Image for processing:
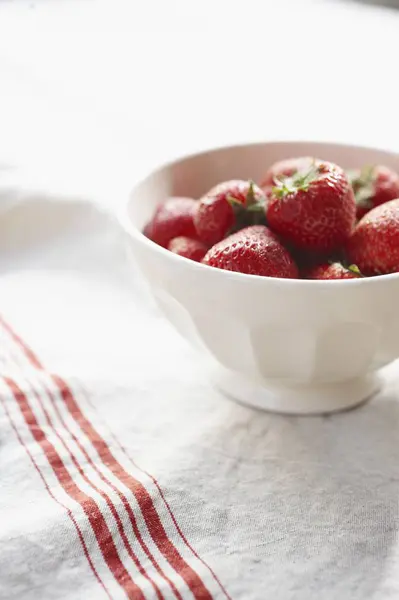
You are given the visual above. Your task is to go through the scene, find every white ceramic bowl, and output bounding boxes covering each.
[121,141,399,415]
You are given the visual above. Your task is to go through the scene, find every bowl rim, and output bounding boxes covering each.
[120,139,399,288]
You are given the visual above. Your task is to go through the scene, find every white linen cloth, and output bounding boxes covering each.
[1,168,399,600]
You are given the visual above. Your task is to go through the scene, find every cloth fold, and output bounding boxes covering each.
[1,167,399,600]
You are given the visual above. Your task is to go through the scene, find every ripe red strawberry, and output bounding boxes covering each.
[143,221,154,239]
[168,236,208,262]
[347,165,399,219]
[202,225,298,278]
[194,180,266,246]
[144,197,197,248]
[307,262,362,280]
[346,198,399,275]
[261,156,314,188]
[266,160,356,253]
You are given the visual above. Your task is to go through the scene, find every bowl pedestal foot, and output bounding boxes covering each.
[212,368,381,415]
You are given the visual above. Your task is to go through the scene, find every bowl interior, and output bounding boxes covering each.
[127,141,399,230]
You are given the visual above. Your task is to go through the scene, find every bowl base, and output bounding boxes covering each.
[213,368,381,415]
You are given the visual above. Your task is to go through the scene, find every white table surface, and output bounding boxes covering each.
[0,0,398,204]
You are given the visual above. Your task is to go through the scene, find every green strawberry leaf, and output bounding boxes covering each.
[226,195,243,207]
[272,163,321,199]
[246,203,266,212]
[347,264,364,277]
[245,180,256,206]
[348,165,376,208]
[226,183,267,229]
[355,186,374,209]
[328,260,364,277]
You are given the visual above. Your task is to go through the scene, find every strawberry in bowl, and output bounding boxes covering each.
[347,198,399,276]
[143,196,197,248]
[348,165,399,219]
[266,159,356,254]
[194,180,266,246]
[306,262,362,280]
[202,225,298,278]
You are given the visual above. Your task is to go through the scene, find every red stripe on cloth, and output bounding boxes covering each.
[81,387,232,600]
[4,377,146,600]
[1,318,216,600]
[118,447,233,600]
[56,399,182,599]
[3,322,183,600]
[55,376,214,600]
[0,393,112,600]
[27,379,167,600]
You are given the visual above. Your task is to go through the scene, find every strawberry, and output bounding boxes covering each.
[347,165,399,219]
[202,225,298,278]
[143,221,154,239]
[346,198,399,275]
[307,262,362,280]
[168,236,208,262]
[266,160,356,253]
[261,156,314,188]
[194,180,266,246]
[144,197,197,248]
